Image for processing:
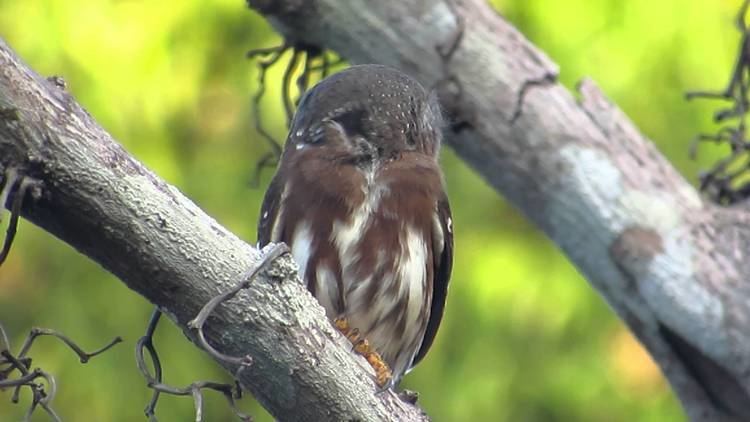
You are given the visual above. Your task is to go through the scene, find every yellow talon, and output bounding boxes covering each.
[333,317,393,388]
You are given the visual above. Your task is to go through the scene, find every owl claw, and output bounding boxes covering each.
[333,317,351,337]
[375,376,395,394]
[348,328,361,349]
[333,317,393,389]
[398,389,419,404]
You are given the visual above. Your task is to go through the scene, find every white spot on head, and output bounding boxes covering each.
[262,211,269,220]
[295,143,306,150]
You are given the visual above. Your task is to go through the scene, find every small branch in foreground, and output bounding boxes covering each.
[18,328,121,364]
[149,379,250,422]
[187,243,289,371]
[0,323,121,421]
[135,309,251,422]
[134,244,288,422]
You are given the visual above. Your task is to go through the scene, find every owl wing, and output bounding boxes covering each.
[257,173,285,247]
[412,195,453,366]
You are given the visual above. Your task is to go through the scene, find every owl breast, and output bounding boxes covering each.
[281,163,438,381]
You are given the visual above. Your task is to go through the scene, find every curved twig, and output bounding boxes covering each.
[187,243,288,370]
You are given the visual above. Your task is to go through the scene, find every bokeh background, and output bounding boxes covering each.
[0,0,742,420]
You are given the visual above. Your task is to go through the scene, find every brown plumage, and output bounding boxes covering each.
[257,64,453,385]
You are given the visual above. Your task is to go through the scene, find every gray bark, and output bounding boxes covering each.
[246,0,750,420]
[0,39,427,422]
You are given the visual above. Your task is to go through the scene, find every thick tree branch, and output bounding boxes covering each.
[246,0,750,420]
[0,38,427,421]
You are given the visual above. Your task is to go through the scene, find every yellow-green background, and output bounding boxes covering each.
[0,0,741,420]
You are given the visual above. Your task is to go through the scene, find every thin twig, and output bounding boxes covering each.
[145,379,251,422]
[135,308,163,420]
[686,0,750,204]
[295,53,313,107]
[0,182,24,265]
[247,43,289,188]
[17,327,122,363]
[247,43,338,188]
[0,170,25,266]
[307,52,344,77]
[187,244,288,370]
[0,168,19,224]
[135,307,253,421]
[282,49,302,126]
[0,322,119,421]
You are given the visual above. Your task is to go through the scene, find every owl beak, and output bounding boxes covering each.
[351,135,378,161]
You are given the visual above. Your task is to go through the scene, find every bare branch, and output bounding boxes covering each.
[187,243,288,369]
[0,37,428,421]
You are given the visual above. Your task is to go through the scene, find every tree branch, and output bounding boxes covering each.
[245,0,750,420]
[0,38,427,421]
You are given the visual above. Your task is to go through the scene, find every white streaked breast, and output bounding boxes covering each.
[315,264,341,319]
[331,175,388,279]
[290,221,313,280]
[399,226,429,341]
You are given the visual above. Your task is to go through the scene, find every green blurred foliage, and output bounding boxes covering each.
[0,0,742,420]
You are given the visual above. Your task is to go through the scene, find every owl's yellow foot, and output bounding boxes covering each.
[333,317,393,388]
